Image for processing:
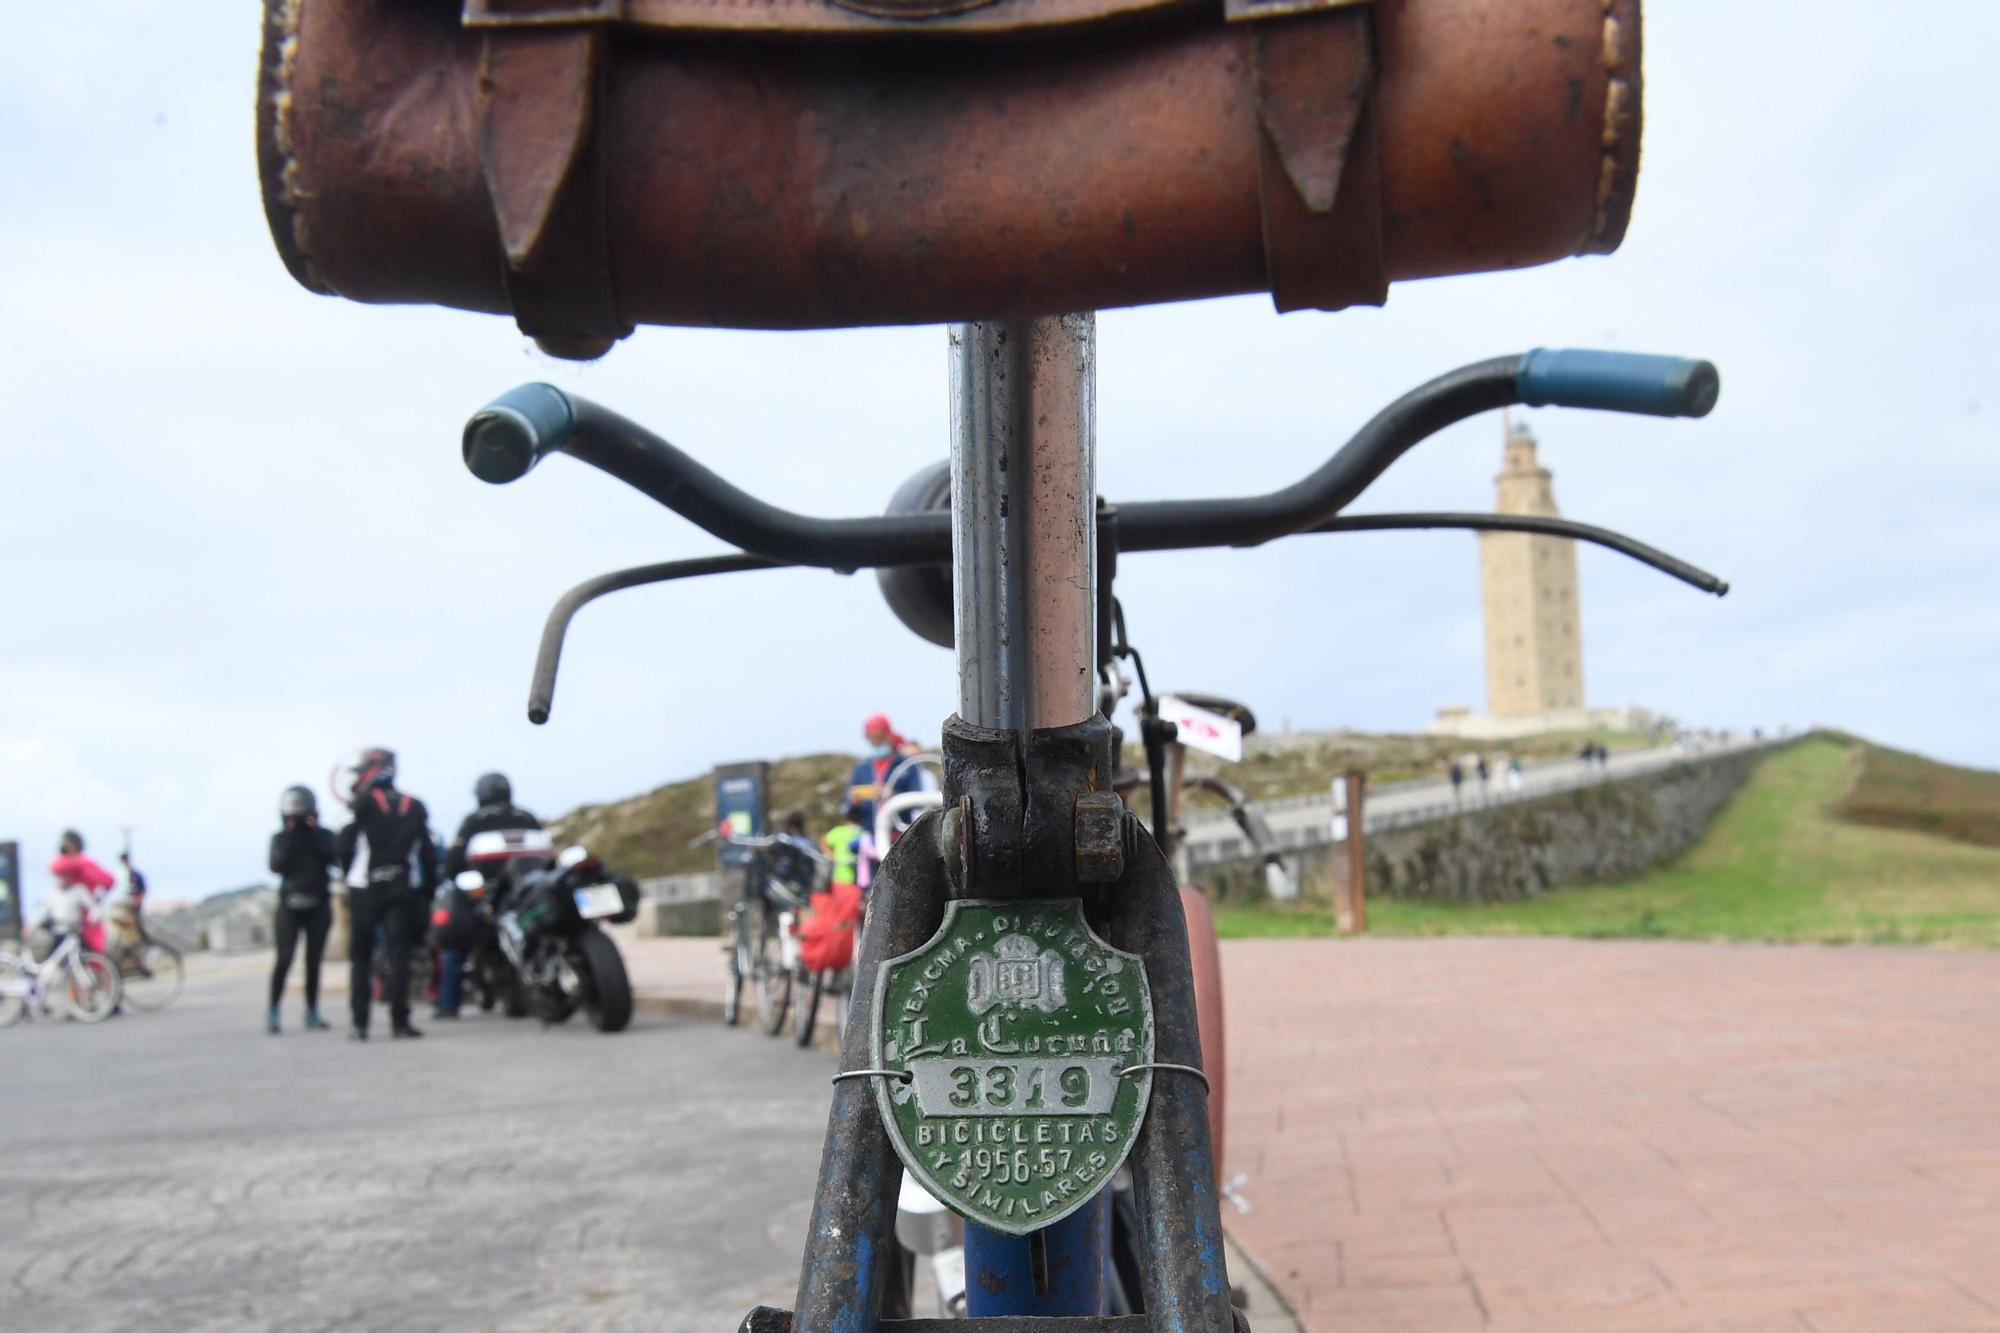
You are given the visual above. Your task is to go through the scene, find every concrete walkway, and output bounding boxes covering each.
[1222,938,2000,1332]
[297,932,2000,1329]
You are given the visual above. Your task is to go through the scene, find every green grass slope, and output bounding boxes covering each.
[547,725,1659,878]
[1217,735,2000,948]
[548,753,857,879]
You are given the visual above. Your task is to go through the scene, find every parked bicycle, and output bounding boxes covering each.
[710,830,830,1039]
[462,336,1726,1325]
[102,906,187,1013]
[0,928,122,1027]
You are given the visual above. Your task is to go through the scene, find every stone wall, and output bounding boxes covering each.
[1365,748,1762,903]
[1248,747,1767,906]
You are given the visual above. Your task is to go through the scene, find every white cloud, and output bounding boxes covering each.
[3,1,1996,898]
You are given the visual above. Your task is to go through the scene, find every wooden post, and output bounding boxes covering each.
[1338,769,1367,934]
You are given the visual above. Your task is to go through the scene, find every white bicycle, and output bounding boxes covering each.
[0,930,123,1027]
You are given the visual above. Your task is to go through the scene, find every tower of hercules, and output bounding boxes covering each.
[1479,420,1584,717]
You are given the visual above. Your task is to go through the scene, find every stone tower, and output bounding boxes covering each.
[1479,420,1584,717]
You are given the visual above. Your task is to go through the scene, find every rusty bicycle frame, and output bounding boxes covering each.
[459,332,1725,1329]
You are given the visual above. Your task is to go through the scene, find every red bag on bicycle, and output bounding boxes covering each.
[797,884,863,974]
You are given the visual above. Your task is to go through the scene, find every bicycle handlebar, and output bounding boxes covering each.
[470,348,1728,723]
[1309,513,1728,596]
[689,828,833,865]
[522,509,1726,723]
[1517,349,1719,418]
[466,384,941,572]
[1114,351,1715,552]
[529,554,783,724]
[463,349,1719,568]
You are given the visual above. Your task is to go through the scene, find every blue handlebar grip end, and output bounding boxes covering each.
[1518,350,1721,419]
[462,383,575,484]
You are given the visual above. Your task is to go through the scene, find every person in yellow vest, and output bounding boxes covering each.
[820,804,865,892]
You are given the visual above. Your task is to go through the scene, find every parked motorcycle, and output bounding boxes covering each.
[445,828,556,1017]
[482,845,639,1033]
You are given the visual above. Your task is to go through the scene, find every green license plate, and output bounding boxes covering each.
[872,899,1153,1236]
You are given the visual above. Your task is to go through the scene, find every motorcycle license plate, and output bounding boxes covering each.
[573,883,623,920]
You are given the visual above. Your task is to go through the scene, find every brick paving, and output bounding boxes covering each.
[618,930,727,1006]
[1221,938,2000,1332]
[618,933,2000,1328]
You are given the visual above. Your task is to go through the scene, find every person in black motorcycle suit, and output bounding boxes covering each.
[435,772,543,1019]
[443,772,544,882]
[336,747,438,1041]
[267,784,338,1036]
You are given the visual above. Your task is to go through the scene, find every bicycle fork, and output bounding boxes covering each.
[743,317,1235,1333]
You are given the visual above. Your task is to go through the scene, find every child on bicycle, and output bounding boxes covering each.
[30,880,98,961]
[47,831,114,956]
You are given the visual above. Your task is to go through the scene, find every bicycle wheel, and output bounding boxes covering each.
[0,956,30,1028]
[722,906,748,1027]
[754,914,790,1036]
[61,953,122,1023]
[119,939,185,1012]
[793,968,822,1047]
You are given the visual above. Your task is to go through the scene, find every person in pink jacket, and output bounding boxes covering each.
[49,830,115,954]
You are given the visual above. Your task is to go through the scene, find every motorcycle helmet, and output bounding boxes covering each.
[474,772,512,807]
[280,785,318,818]
[340,747,397,799]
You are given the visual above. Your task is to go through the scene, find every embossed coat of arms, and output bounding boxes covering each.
[871,899,1154,1235]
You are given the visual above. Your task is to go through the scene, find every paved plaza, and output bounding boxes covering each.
[1225,939,2000,1332]
[1,968,832,1332]
[6,935,1995,1330]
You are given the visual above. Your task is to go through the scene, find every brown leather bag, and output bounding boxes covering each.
[257,0,1641,354]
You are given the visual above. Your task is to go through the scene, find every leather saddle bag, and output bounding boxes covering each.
[257,0,1643,353]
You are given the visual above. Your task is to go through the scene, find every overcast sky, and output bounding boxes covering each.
[3,3,1995,905]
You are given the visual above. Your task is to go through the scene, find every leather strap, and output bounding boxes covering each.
[478,26,631,358]
[467,0,1189,38]
[1252,7,1386,313]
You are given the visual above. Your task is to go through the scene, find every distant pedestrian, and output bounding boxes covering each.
[821,804,865,894]
[1506,756,1524,793]
[1475,755,1490,799]
[1448,760,1465,803]
[49,831,114,956]
[269,785,338,1034]
[118,851,147,919]
[37,830,110,959]
[1596,743,1610,770]
[337,748,438,1041]
[845,714,929,834]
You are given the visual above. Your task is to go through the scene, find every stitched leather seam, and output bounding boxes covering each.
[1591,0,1630,249]
[270,0,325,290]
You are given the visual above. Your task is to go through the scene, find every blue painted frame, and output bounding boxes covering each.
[964,1191,1111,1316]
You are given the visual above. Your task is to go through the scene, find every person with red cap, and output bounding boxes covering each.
[844,714,928,837]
